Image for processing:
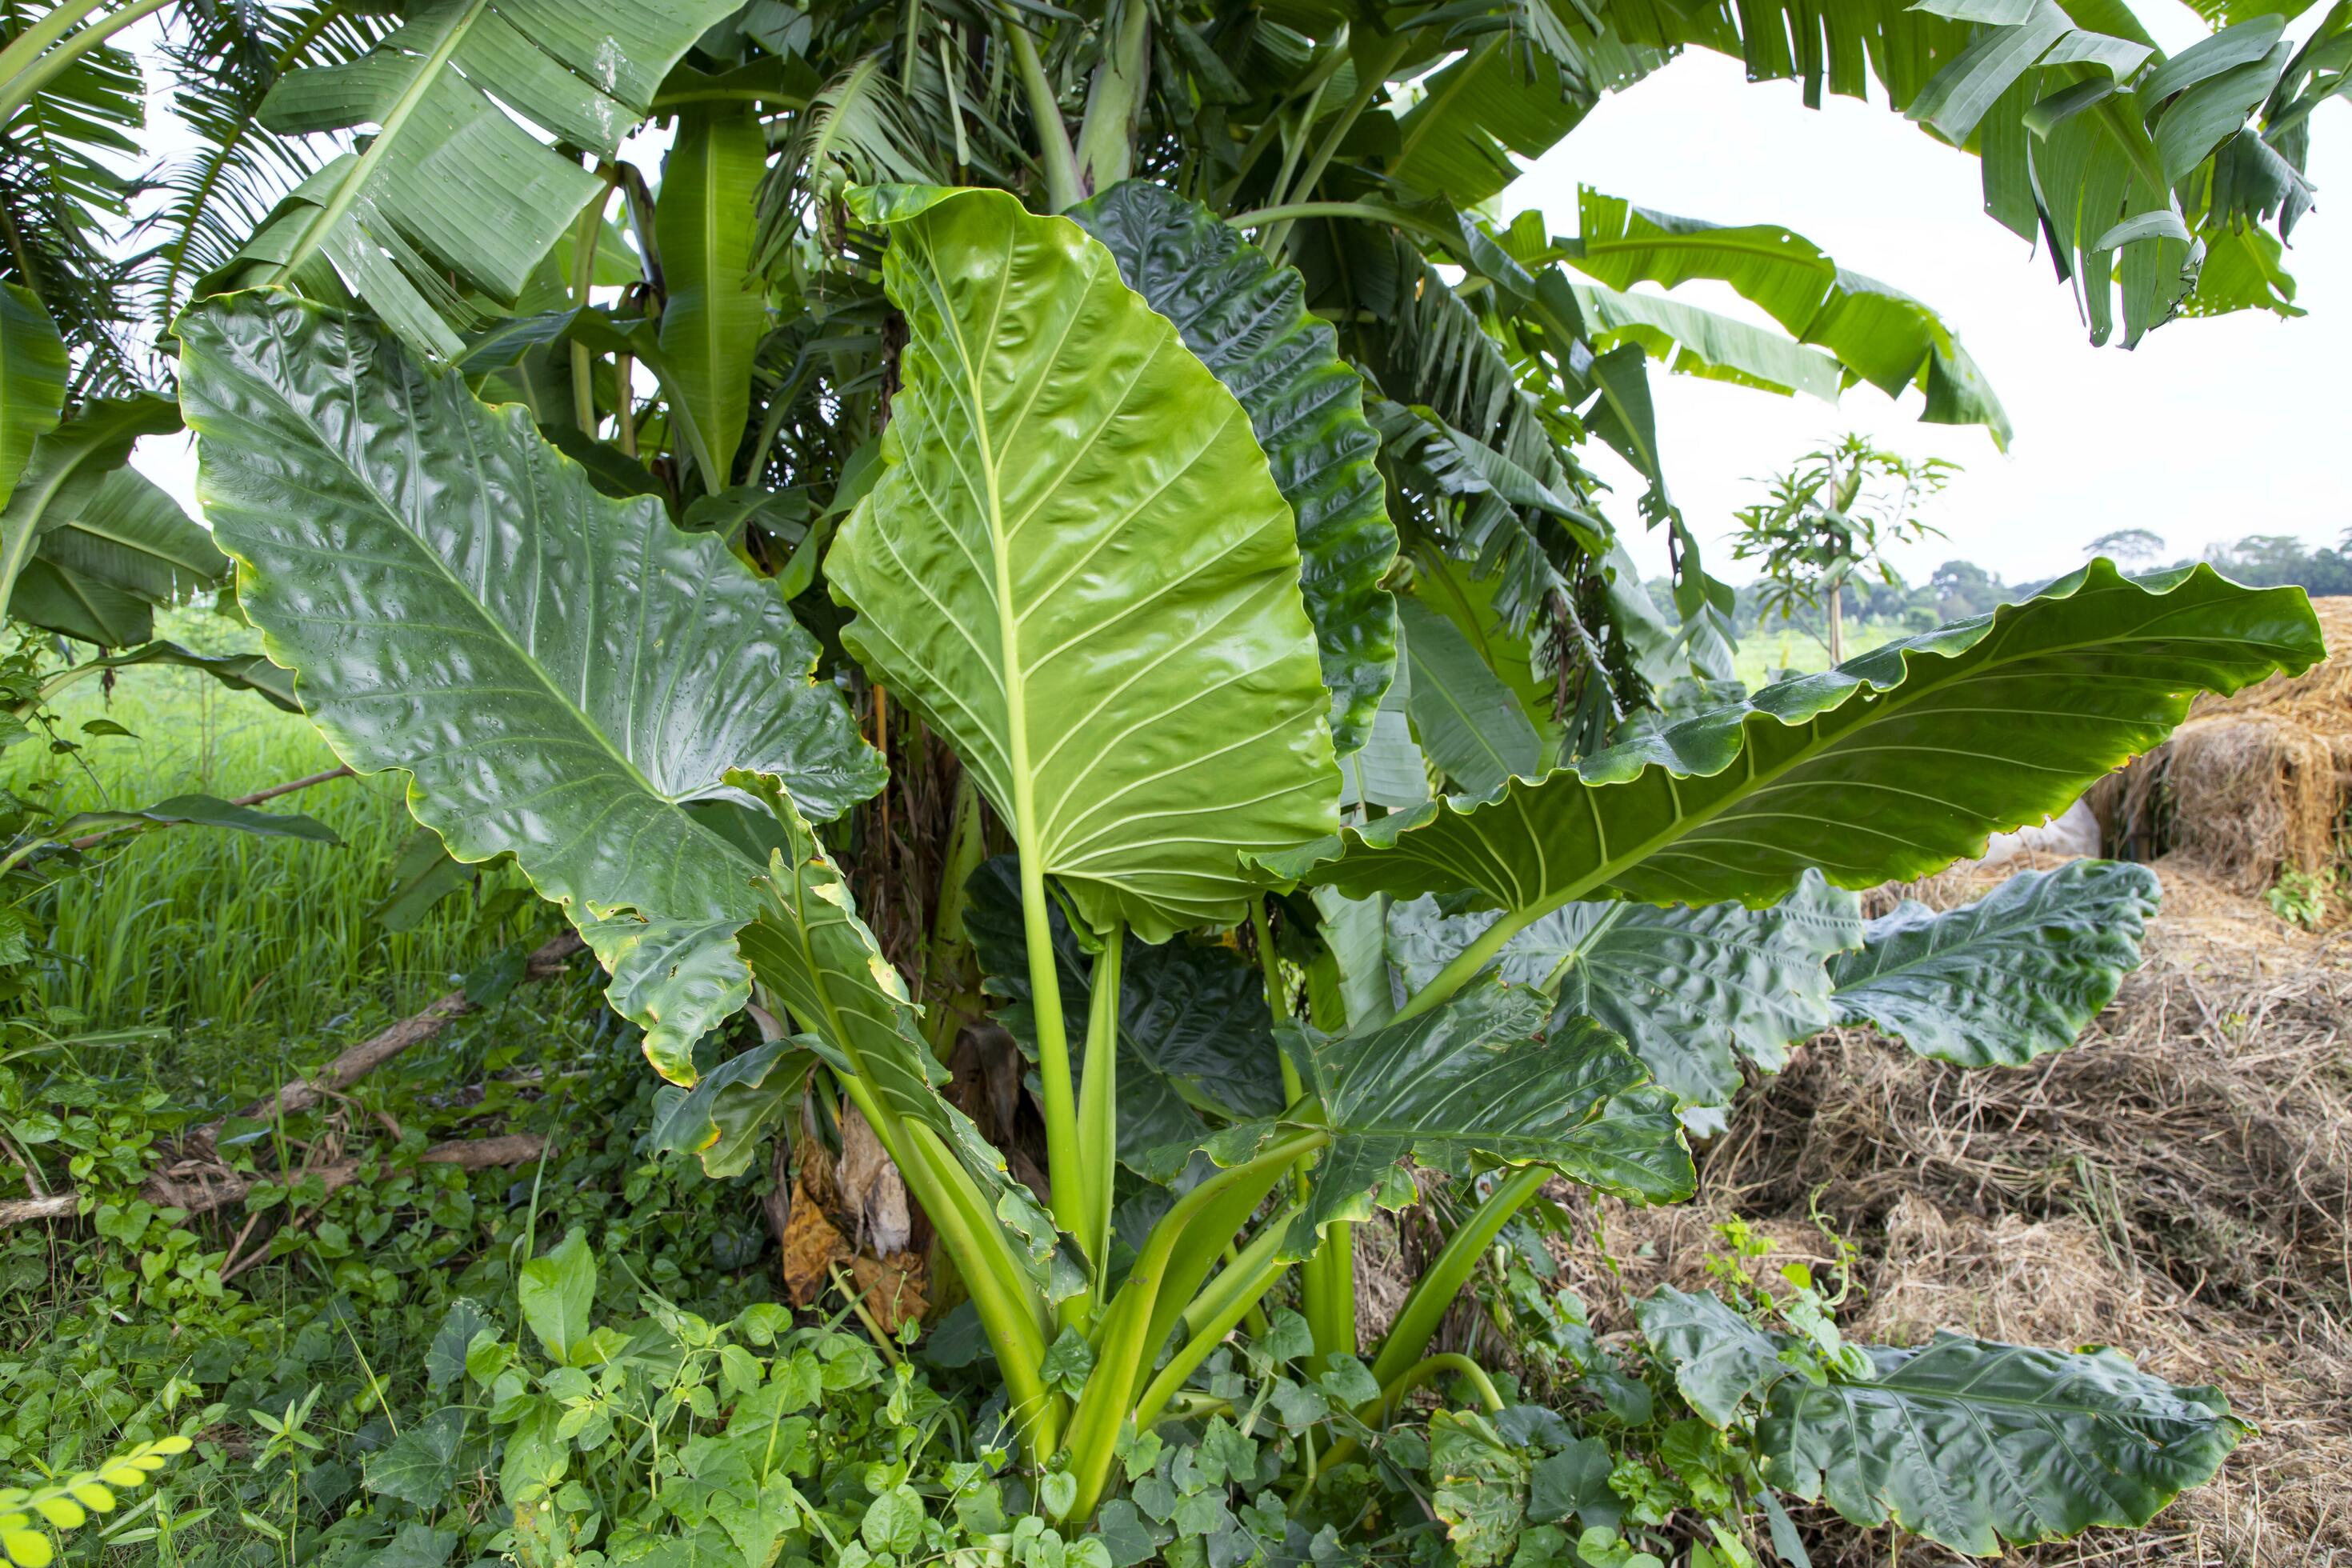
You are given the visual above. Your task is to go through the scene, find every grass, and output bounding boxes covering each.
[1729,615,1909,688]
[8,613,533,1050]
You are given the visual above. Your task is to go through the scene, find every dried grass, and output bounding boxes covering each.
[2100,596,2352,896]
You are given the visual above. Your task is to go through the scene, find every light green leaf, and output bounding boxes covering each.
[180,294,882,1078]
[518,1227,595,1364]
[1260,564,2322,930]
[657,103,770,494]
[1398,597,1540,800]
[827,186,1340,941]
[1761,1334,2245,1554]
[1149,980,1692,1254]
[1070,181,1398,757]
[1389,871,1862,1110]
[1830,858,2158,1066]
[1566,278,1842,402]
[0,284,66,514]
[228,0,738,354]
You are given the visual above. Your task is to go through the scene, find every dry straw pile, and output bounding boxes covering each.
[2100,595,2352,895]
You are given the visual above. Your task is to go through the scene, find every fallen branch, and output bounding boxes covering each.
[0,1134,547,1227]
[190,930,585,1150]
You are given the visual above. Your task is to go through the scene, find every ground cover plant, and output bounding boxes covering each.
[2,0,2349,1563]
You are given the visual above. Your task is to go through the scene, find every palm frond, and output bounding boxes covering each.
[134,1,391,332]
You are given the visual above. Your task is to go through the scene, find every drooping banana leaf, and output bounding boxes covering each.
[1143,979,1693,1256]
[54,641,302,713]
[826,185,1341,942]
[726,772,1068,1286]
[1760,1334,2244,1554]
[219,0,737,356]
[10,464,230,646]
[1389,872,1863,1113]
[656,102,771,495]
[1,395,181,636]
[1568,189,2010,443]
[1831,858,2160,1066]
[1069,181,1398,758]
[0,284,66,514]
[962,855,1286,1166]
[1260,564,2322,934]
[179,294,882,1078]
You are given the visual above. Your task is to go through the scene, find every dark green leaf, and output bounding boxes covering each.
[1150,979,1691,1253]
[426,1298,491,1392]
[1070,182,1398,757]
[1830,858,2158,1066]
[362,1407,468,1508]
[646,1037,814,1178]
[1635,1286,1791,1427]
[1761,1334,2246,1554]
[1390,873,1861,1111]
[1261,565,2322,925]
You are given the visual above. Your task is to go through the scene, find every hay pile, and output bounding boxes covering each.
[2100,595,2352,895]
[1353,858,2352,1565]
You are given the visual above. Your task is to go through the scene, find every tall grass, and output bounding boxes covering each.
[8,615,534,1050]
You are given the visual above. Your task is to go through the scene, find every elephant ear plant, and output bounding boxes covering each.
[179,185,2325,1552]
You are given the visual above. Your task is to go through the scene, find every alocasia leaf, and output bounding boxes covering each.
[1260,563,2321,930]
[826,185,1340,942]
[648,1037,815,1178]
[1147,979,1691,1255]
[1389,872,1862,1113]
[1759,1334,2244,1554]
[179,293,882,1082]
[1070,181,1398,757]
[962,854,1286,1166]
[1634,1286,1792,1427]
[1830,858,2160,1067]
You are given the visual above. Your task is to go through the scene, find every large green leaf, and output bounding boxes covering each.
[0,284,66,514]
[1261,564,2322,930]
[1634,1286,1792,1427]
[962,855,1286,1166]
[179,293,882,1072]
[656,103,770,495]
[1389,871,1862,1113]
[222,0,735,355]
[827,186,1340,942]
[728,773,1066,1282]
[1568,189,2010,444]
[1831,858,2158,1066]
[1146,979,1692,1255]
[1,395,181,638]
[1761,1334,2244,1554]
[62,641,302,714]
[1069,181,1398,758]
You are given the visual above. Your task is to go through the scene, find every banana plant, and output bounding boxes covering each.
[179,172,2323,1554]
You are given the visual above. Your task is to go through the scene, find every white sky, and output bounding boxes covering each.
[1521,33,2352,586]
[127,21,2350,589]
